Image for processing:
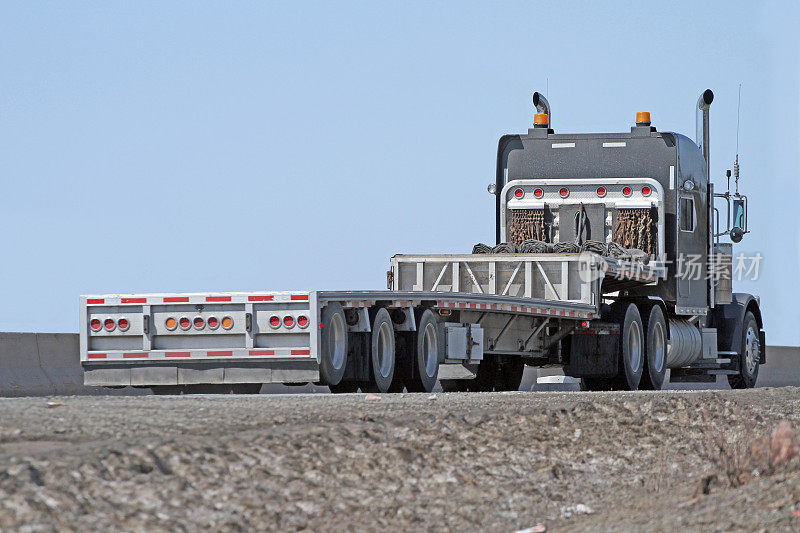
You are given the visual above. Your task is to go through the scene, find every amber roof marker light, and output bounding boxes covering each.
[636,112,651,127]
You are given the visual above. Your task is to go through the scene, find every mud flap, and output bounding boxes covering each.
[565,324,620,378]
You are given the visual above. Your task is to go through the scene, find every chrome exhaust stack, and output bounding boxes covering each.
[696,89,714,179]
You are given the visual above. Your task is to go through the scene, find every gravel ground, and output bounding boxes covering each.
[2,389,800,532]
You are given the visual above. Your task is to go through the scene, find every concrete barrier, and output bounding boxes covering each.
[0,332,146,397]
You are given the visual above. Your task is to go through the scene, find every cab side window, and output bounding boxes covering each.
[680,197,695,232]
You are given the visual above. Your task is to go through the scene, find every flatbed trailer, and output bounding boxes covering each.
[80,252,667,393]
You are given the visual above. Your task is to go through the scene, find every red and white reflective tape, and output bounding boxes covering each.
[343,301,374,308]
[434,300,593,319]
[85,293,311,306]
[85,348,314,360]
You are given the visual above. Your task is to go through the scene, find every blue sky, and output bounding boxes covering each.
[1,1,798,344]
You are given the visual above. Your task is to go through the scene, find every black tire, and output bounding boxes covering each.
[405,309,440,392]
[151,385,183,395]
[640,305,667,390]
[614,303,644,391]
[329,381,359,393]
[728,311,760,389]
[319,302,349,386]
[495,358,524,391]
[231,384,262,394]
[368,308,396,393]
[440,379,469,392]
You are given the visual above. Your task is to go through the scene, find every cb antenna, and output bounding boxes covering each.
[734,83,741,195]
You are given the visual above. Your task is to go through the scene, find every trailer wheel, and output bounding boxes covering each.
[728,311,760,389]
[405,309,440,392]
[368,308,396,393]
[614,303,644,391]
[319,302,349,386]
[640,305,667,390]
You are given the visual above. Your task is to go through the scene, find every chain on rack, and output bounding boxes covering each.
[613,208,654,255]
[508,209,547,244]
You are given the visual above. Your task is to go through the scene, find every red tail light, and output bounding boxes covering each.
[193,317,205,330]
[513,188,524,199]
[103,318,116,331]
[269,315,280,328]
[207,316,219,329]
[297,315,309,328]
[596,186,606,197]
[90,318,102,332]
[533,188,544,198]
[559,187,569,198]
[179,317,191,330]
[641,186,651,196]
[283,316,295,328]
[622,186,632,197]
[117,318,130,331]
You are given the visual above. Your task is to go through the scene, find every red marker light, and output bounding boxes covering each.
[104,318,115,331]
[193,317,205,330]
[90,318,102,331]
[269,315,280,328]
[297,315,309,328]
[642,186,651,196]
[514,188,524,199]
[207,316,219,329]
[117,318,129,331]
[559,187,569,198]
[622,186,632,197]
[533,188,544,198]
[283,316,295,328]
[596,186,606,197]
[179,317,191,330]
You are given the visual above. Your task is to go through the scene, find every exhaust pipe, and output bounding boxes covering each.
[696,89,714,179]
[533,92,551,124]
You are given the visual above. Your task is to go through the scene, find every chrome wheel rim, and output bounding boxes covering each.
[423,323,438,378]
[330,313,346,370]
[629,320,642,373]
[652,321,666,372]
[376,321,394,378]
[745,325,760,374]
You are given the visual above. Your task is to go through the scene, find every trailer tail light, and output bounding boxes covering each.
[514,188,524,199]
[559,187,569,198]
[179,317,191,330]
[533,188,544,199]
[297,315,309,328]
[596,186,606,197]
[641,186,651,196]
[104,318,116,331]
[165,317,177,331]
[117,318,130,331]
[283,316,295,328]
[221,316,234,330]
[622,186,632,197]
[90,318,102,332]
[269,315,280,328]
[207,316,219,330]
[193,316,205,330]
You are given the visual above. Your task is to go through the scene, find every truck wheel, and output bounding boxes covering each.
[496,358,524,391]
[640,305,667,390]
[319,302,349,386]
[368,308,396,393]
[406,309,440,392]
[615,303,644,391]
[728,311,760,389]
